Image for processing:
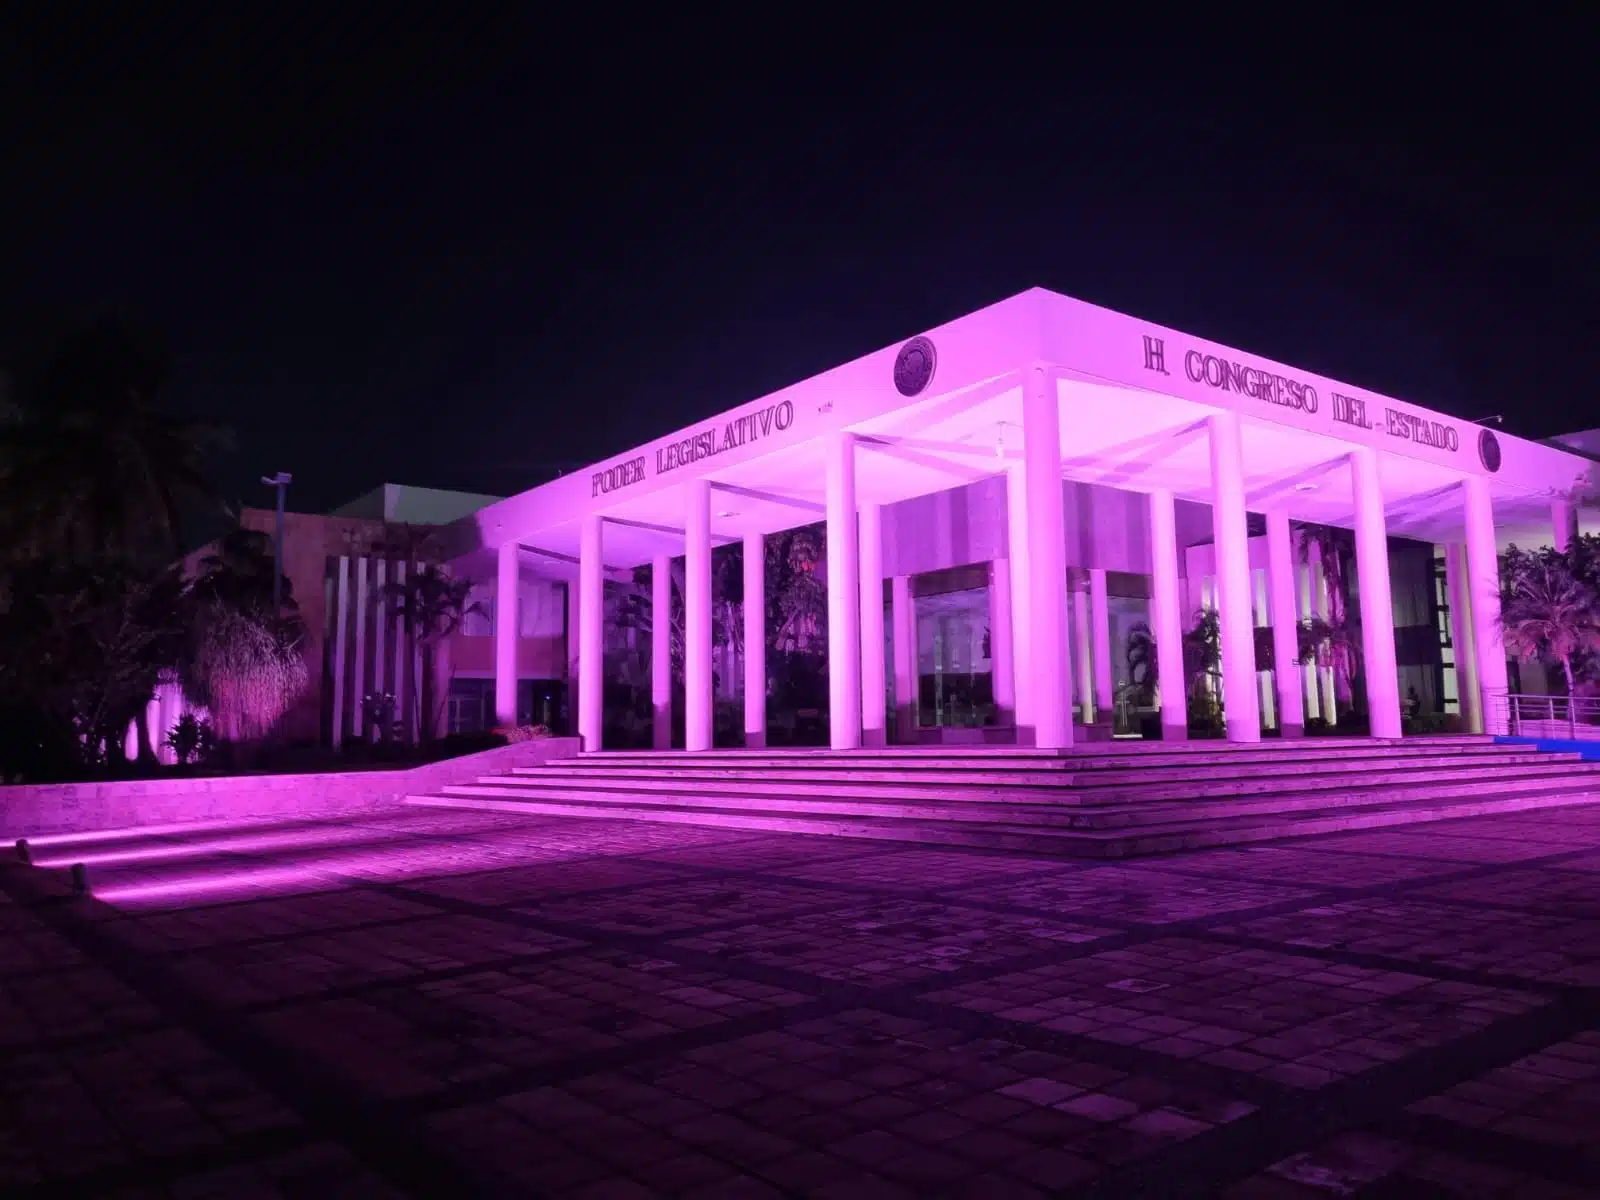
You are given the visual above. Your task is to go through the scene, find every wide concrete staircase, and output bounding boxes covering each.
[404,737,1600,857]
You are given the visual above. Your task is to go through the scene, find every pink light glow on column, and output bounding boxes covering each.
[891,575,916,742]
[1350,447,1402,737]
[1005,466,1035,741]
[1089,569,1114,719]
[1294,531,1320,722]
[685,480,714,751]
[1445,542,1482,733]
[653,553,673,750]
[1464,476,1510,729]
[1553,496,1578,554]
[1265,510,1305,736]
[331,554,349,748]
[391,560,408,731]
[825,432,862,750]
[1307,534,1338,725]
[1147,488,1187,742]
[1073,587,1094,723]
[742,533,766,747]
[578,515,605,751]
[352,557,369,739]
[563,570,579,734]
[494,541,519,728]
[989,558,1015,726]
[1022,367,1072,749]
[373,558,388,710]
[1208,410,1262,742]
[858,503,887,747]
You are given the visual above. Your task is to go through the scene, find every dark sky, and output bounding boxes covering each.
[2,15,1593,519]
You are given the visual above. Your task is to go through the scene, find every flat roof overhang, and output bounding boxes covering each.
[456,289,1596,578]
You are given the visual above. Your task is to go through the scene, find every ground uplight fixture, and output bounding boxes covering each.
[15,838,31,865]
[69,864,89,895]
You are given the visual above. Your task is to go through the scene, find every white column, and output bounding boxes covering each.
[352,558,369,739]
[578,515,605,752]
[742,533,766,747]
[1089,568,1114,719]
[1553,496,1578,554]
[1463,476,1510,731]
[1350,447,1402,738]
[1445,542,1482,733]
[684,481,714,751]
[494,541,519,729]
[652,553,673,749]
[1005,466,1035,740]
[1254,569,1275,730]
[1307,538,1338,724]
[331,554,350,748]
[1147,489,1187,742]
[1265,511,1305,736]
[1072,586,1094,723]
[564,575,579,736]
[372,559,388,704]
[859,503,887,747]
[1208,410,1261,742]
[144,694,161,761]
[891,576,916,741]
[391,561,408,737]
[990,559,1015,726]
[1294,535,1319,721]
[1022,365,1073,749]
[156,685,176,764]
[824,432,862,749]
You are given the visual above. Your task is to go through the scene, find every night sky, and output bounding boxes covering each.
[2,15,1592,524]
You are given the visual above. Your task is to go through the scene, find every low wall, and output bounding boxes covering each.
[0,738,581,839]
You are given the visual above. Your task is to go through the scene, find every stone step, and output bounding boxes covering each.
[441,764,1600,828]
[495,758,1596,808]
[579,734,1491,763]
[571,741,1507,773]
[405,782,1600,858]
[1057,787,1600,857]
[520,750,1573,791]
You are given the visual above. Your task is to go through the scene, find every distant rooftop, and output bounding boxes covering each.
[328,483,502,526]
[1550,428,1600,462]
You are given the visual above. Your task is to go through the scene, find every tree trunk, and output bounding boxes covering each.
[419,644,434,744]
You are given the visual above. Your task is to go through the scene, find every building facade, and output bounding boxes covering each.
[442,288,1597,752]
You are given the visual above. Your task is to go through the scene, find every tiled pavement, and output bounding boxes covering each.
[2,805,1599,1196]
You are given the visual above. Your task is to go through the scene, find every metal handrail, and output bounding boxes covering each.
[1487,691,1600,741]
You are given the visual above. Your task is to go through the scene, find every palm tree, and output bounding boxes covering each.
[772,527,827,653]
[0,316,228,565]
[1500,555,1599,694]
[1296,523,1360,706]
[192,528,297,618]
[181,530,308,747]
[387,564,483,742]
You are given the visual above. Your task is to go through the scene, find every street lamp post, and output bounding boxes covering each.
[261,472,292,617]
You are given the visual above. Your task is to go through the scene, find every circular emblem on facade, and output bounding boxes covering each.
[1478,428,1502,473]
[893,336,937,397]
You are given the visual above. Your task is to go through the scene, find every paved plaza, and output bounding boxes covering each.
[3,804,1599,1197]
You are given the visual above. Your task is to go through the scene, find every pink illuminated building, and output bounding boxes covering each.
[211,290,1591,757]
[425,288,1597,753]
